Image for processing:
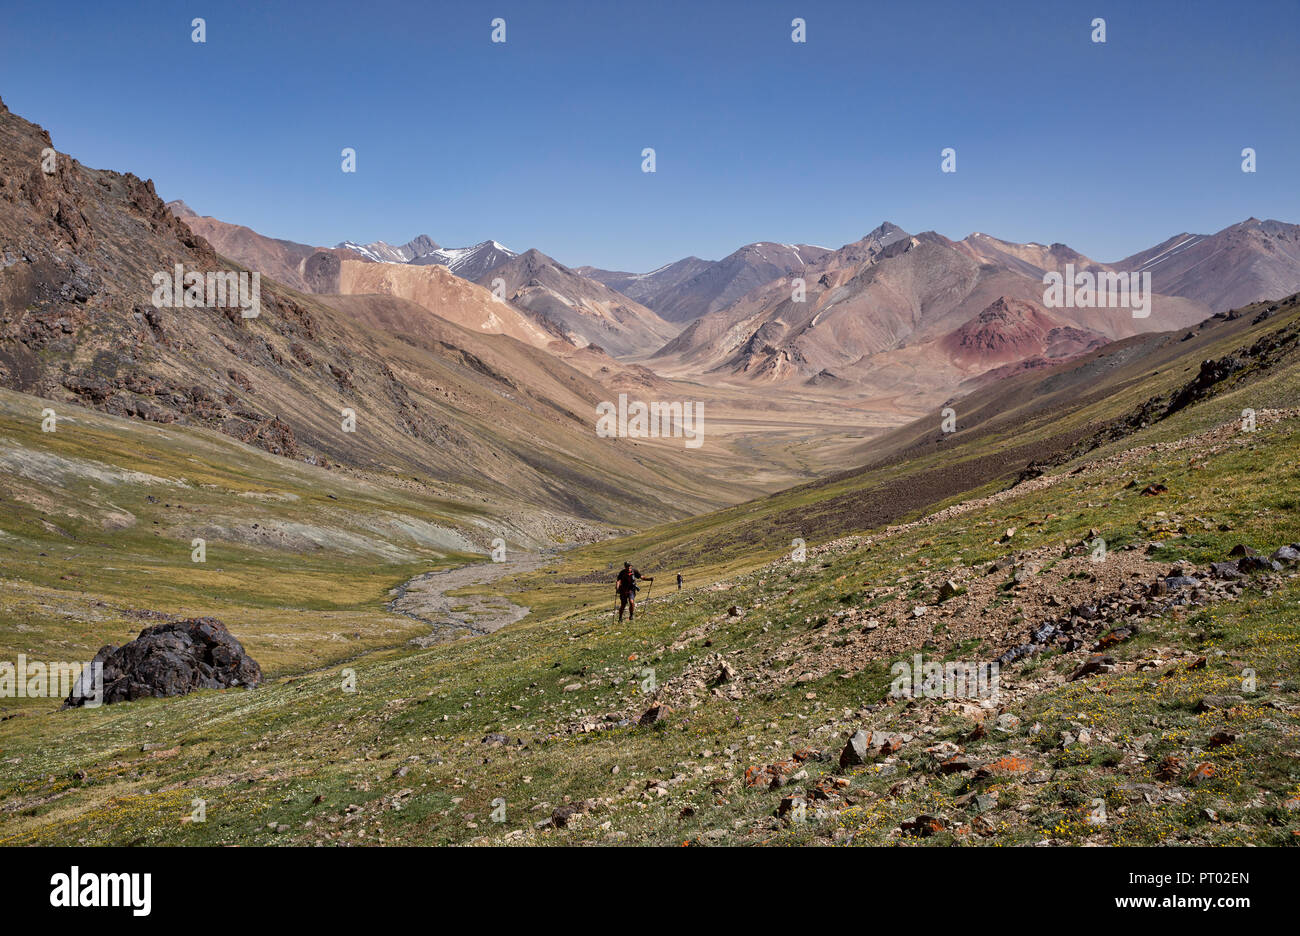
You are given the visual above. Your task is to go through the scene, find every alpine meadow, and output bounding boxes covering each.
[1,0,1298,916]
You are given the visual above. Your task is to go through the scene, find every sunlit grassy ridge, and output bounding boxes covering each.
[2,388,1297,845]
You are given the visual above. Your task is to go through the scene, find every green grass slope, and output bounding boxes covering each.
[2,313,1299,845]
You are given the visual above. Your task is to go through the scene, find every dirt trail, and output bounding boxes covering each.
[390,553,555,647]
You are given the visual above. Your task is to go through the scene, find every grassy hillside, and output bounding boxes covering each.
[2,300,1299,845]
[0,386,489,680]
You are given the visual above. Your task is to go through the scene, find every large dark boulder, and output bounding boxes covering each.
[63,617,261,708]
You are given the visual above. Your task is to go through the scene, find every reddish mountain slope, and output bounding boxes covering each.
[939,297,1108,368]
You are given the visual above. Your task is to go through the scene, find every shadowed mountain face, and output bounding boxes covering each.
[408,240,518,282]
[576,256,714,311]
[0,97,758,527]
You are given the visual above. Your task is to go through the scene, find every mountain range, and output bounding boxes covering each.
[408,240,519,281]
[7,82,1297,480]
[579,241,837,324]
[177,197,1300,400]
[335,234,442,265]
[0,97,767,534]
[162,182,1300,401]
[7,91,1300,851]
[646,220,1300,399]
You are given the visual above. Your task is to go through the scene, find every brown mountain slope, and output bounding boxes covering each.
[653,226,1210,407]
[165,209,362,294]
[0,97,760,528]
[582,241,836,324]
[939,297,1108,368]
[1117,218,1300,313]
[952,232,1102,279]
[158,208,575,350]
[165,207,677,361]
[576,256,714,314]
[334,258,562,349]
[476,248,680,357]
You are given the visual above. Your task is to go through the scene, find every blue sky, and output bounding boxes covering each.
[2,0,1297,271]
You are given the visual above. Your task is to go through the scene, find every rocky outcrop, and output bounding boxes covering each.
[63,617,262,708]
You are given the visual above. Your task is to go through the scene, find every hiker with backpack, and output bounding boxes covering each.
[615,561,653,622]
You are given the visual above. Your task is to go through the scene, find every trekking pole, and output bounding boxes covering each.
[642,580,654,620]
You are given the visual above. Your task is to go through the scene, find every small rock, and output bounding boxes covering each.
[994,713,1021,733]
[902,814,945,837]
[1238,555,1282,573]
[939,755,973,774]
[639,703,671,725]
[840,730,872,769]
[1207,730,1236,748]
[1271,545,1300,565]
[1013,564,1038,585]
[552,803,584,828]
[1068,654,1114,681]
[1156,755,1182,782]
[1195,694,1244,713]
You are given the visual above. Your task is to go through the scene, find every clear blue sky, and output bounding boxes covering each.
[2,0,1297,271]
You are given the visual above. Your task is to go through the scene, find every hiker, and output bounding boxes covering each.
[676,573,683,591]
[615,561,653,622]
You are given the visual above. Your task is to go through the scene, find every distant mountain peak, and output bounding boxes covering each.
[409,239,520,281]
[336,235,442,264]
[868,220,907,237]
[405,234,441,254]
